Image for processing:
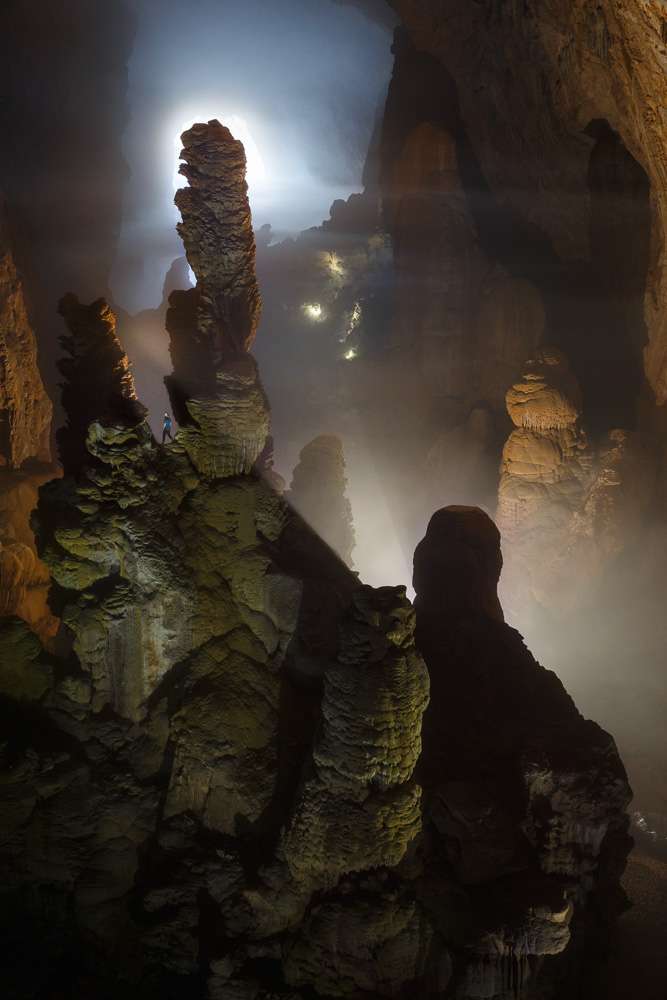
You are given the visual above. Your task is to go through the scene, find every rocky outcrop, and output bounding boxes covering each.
[530,427,655,612]
[285,433,355,567]
[56,293,147,475]
[497,347,654,616]
[0,193,51,468]
[0,193,58,647]
[497,348,591,548]
[0,465,61,650]
[413,505,632,997]
[282,585,428,890]
[384,1,665,480]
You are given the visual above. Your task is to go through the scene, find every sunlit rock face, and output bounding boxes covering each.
[0,193,60,648]
[497,348,655,617]
[285,433,356,567]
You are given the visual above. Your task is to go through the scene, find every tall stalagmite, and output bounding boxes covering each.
[166,119,269,476]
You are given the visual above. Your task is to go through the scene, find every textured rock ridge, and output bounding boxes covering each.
[286,433,356,567]
[496,347,591,559]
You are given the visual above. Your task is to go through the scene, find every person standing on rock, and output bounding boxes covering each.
[162,412,174,444]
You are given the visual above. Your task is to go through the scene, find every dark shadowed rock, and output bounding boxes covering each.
[413,504,632,995]
[56,294,147,474]
[413,504,504,622]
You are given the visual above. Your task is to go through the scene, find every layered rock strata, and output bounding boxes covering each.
[285,433,356,567]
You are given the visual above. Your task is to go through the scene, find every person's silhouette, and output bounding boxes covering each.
[162,412,174,444]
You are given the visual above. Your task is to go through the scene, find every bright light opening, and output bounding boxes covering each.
[344,348,357,360]
[173,114,266,192]
[303,303,323,320]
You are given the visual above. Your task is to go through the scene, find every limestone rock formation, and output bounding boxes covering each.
[0,193,59,648]
[496,349,593,611]
[175,352,271,478]
[390,122,486,398]
[175,119,261,358]
[413,505,632,997]
[282,585,428,889]
[56,293,147,474]
[413,504,504,622]
[532,427,655,610]
[285,433,355,567]
[383,0,666,483]
[166,120,269,477]
[0,464,61,650]
[0,193,51,467]
[497,347,655,616]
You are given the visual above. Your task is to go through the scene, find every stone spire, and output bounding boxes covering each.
[165,120,269,477]
[169,118,262,381]
[56,294,147,473]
